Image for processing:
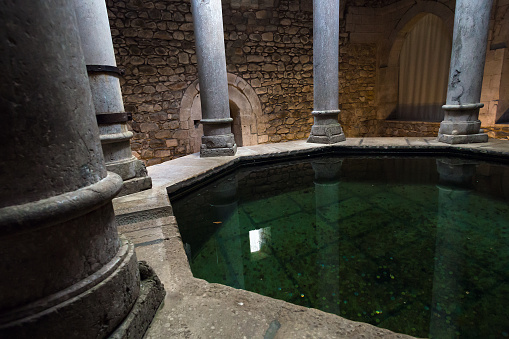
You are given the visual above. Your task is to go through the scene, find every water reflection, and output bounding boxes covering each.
[173,156,509,338]
[312,159,342,315]
[209,175,244,289]
[431,160,477,338]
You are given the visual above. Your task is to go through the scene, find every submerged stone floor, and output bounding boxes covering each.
[113,137,509,338]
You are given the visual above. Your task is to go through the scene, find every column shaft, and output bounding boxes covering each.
[191,0,236,157]
[438,0,493,144]
[74,0,152,195]
[308,0,345,144]
[0,1,140,337]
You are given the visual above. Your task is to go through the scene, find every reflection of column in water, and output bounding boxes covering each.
[312,158,343,314]
[210,174,245,289]
[430,159,476,338]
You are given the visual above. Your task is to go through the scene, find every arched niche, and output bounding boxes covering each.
[180,73,263,153]
[377,1,454,121]
[396,13,452,121]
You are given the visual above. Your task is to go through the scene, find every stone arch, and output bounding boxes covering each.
[377,1,454,120]
[180,73,262,153]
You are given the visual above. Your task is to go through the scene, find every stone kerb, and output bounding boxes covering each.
[180,73,263,153]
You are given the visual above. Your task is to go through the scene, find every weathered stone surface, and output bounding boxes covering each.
[108,261,165,339]
[0,2,143,337]
[438,0,493,144]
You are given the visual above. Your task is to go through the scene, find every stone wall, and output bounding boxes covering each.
[483,125,509,140]
[108,0,508,166]
[222,0,314,144]
[339,43,378,136]
[108,0,381,165]
[108,0,314,165]
[380,121,440,137]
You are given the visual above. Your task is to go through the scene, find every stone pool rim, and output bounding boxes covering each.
[166,139,509,200]
[112,137,509,339]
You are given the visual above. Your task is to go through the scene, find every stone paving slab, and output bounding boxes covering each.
[112,137,509,339]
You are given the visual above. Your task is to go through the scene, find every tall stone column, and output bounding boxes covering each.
[308,0,346,144]
[191,0,237,157]
[0,1,140,337]
[74,0,152,195]
[438,0,493,144]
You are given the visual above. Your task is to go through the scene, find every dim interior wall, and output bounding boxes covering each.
[108,0,389,165]
[108,0,507,166]
[480,0,509,127]
[374,1,455,122]
[373,0,508,139]
[108,0,317,165]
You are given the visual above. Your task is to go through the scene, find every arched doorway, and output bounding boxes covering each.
[230,100,243,147]
[377,2,454,122]
[396,14,452,121]
[180,73,263,153]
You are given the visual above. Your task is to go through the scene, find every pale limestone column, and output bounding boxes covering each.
[74,0,152,195]
[191,0,237,157]
[0,1,140,336]
[308,0,346,144]
[438,0,493,144]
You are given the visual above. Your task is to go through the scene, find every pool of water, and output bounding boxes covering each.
[171,156,509,338]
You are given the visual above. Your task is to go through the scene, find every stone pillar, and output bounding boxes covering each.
[308,0,346,144]
[438,0,493,144]
[0,1,140,337]
[430,160,476,338]
[191,0,237,157]
[74,0,152,195]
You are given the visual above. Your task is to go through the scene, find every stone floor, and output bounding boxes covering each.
[112,137,509,339]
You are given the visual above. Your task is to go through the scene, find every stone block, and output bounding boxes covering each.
[166,139,179,147]
[140,123,159,132]
[438,132,489,144]
[154,130,173,139]
[154,149,173,158]
[200,144,237,157]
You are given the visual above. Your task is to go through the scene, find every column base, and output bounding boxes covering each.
[107,156,152,195]
[307,110,346,144]
[0,237,141,338]
[200,144,237,157]
[118,176,153,197]
[200,133,237,157]
[437,132,488,144]
[437,116,488,144]
[109,261,166,339]
[307,124,346,144]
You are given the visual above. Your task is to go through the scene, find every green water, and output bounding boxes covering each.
[172,157,509,338]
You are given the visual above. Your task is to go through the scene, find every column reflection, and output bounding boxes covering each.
[312,158,343,314]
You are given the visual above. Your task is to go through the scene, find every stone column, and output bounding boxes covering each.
[191,0,237,157]
[438,0,493,144]
[0,2,140,337]
[308,0,346,144]
[74,0,152,195]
